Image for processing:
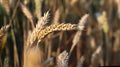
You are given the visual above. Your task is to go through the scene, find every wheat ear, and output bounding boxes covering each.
[24,12,49,67]
[70,14,89,54]
[0,24,10,52]
[37,23,77,41]
[57,50,69,67]
[26,11,49,47]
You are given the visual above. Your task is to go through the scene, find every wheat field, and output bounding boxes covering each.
[0,0,120,67]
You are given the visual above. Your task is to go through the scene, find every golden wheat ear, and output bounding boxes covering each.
[36,14,89,46]
[37,14,89,43]
[37,23,77,41]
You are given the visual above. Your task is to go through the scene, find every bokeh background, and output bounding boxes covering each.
[0,0,120,67]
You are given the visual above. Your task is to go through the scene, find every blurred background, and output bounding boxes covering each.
[0,0,120,67]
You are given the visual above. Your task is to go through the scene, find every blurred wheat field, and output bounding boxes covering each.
[0,0,120,67]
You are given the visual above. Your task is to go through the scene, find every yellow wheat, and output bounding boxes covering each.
[37,24,77,40]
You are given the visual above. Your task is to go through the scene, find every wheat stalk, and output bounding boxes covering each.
[19,2,35,29]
